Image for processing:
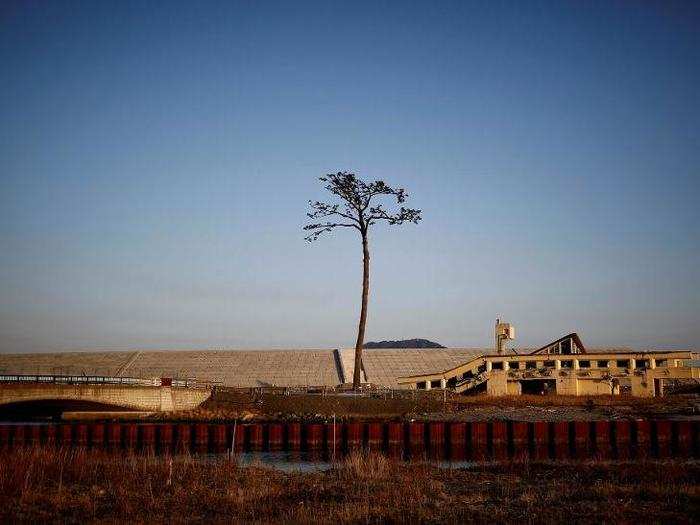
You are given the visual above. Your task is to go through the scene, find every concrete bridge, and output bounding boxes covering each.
[0,382,210,412]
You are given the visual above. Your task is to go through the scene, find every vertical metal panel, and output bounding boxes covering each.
[512,422,529,460]
[448,422,467,461]
[615,421,631,460]
[553,422,569,460]
[594,421,612,459]
[470,422,488,461]
[533,421,549,460]
[492,421,508,460]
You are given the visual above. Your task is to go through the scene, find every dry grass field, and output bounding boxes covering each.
[152,389,700,422]
[0,448,697,523]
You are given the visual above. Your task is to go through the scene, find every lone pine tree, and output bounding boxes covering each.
[304,172,422,390]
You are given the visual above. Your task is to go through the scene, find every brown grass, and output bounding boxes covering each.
[156,390,700,422]
[1,447,698,523]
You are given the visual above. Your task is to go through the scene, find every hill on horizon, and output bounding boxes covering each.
[363,338,445,349]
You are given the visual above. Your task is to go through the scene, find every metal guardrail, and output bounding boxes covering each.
[0,375,201,388]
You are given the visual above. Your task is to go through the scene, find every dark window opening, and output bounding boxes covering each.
[560,360,573,369]
[616,360,630,369]
[491,361,503,370]
[635,359,648,369]
[525,361,537,370]
[560,339,572,354]
[543,360,555,368]
[417,381,426,390]
[597,360,609,368]
[509,362,520,370]
[655,359,667,367]
[520,379,556,395]
[430,380,442,389]
[578,360,590,369]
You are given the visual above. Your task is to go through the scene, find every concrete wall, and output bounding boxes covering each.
[0,384,210,412]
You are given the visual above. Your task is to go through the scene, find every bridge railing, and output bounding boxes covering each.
[0,375,203,388]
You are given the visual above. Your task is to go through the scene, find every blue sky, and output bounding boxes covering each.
[1,1,698,352]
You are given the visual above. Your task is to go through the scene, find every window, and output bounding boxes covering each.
[560,339,572,354]
[635,359,648,369]
[597,360,609,368]
[544,360,555,368]
[578,360,590,369]
[417,381,426,390]
[655,359,667,368]
[509,361,520,370]
[525,361,537,370]
[560,360,573,369]
[430,380,442,389]
[616,360,630,369]
[491,361,503,370]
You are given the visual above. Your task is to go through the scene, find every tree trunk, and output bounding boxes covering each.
[353,233,370,390]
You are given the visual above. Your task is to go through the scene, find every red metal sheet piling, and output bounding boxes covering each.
[654,420,672,458]
[124,424,138,449]
[615,421,631,460]
[159,424,173,451]
[470,422,488,461]
[13,425,26,447]
[533,422,549,460]
[45,424,56,446]
[448,422,467,461]
[346,422,362,450]
[492,422,508,460]
[176,424,191,451]
[60,424,73,447]
[512,422,529,460]
[268,424,284,450]
[0,425,11,448]
[326,423,342,456]
[429,422,445,455]
[212,424,227,452]
[367,423,383,451]
[230,423,244,452]
[574,421,591,458]
[29,425,42,446]
[194,424,209,451]
[387,422,403,446]
[409,422,425,459]
[75,424,88,447]
[141,424,156,450]
[287,423,302,451]
[675,421,692,457]
[306,424,324,450]
[594,421,612,459]
[108,424,121,449]
[553,422,569,460]
[635,420,651,458]
[91,424,105,448]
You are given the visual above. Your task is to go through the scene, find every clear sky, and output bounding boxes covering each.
[1,1,698,353]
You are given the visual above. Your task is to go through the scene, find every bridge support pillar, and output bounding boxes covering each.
[486,372,507,396]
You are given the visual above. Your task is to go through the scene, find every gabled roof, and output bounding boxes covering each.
[530,333,587,354]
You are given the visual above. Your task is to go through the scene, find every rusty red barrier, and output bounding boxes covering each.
[267,423,284,450]
[248,424,264,450]
[91,424,105,447]
[635,420,651,458]
[287,423,302,450]
[13,425,26,447]
[492,422,508,460]
[654,420,672,458]
[108,424,121,448]
[533,422,549,460]
[448,422,467,460]
[387,422,403,446]
[159,424,173,450]
[346,422,362,450]
[60,424,73,446]
[45,424,56,446]
[553,422,569,460]
[177,424,191,451]
[211,424,227,452]
[429,422,445,457]
[594,421,612,459]
[229,424,243,452]
[326,423,342,456]
[675,421,692,457]
[211,425,228,452]
[408,422,425,458]
[194,424,208,450]
[615,421,631,459]
[367,423,383,450]
[512,422,529,460]
[470,422,487,461]
[574,421,591,458]
[0,425,11,447]
[124,424,138,449]
[306,424,324,450]
[141,425,156,450]
[29,425,42,446]
[75,424,88,447]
